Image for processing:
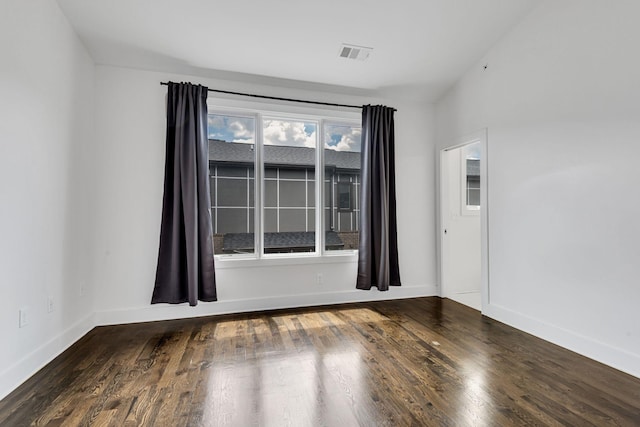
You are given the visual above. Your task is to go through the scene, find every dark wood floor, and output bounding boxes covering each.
[1,298,639,426]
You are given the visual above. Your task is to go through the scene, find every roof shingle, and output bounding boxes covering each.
[223,231,345,253]
[209,139,360,170]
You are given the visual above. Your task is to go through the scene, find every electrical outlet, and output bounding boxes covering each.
[47,297,54,313]
[316,273,323,285]
[19,307,29,328]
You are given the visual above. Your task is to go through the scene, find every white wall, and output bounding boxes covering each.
[0,0,96,399]
[0,11,435,399]
[92,65,437,325]
[436,0,640,377]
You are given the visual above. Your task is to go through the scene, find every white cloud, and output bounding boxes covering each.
[208,115,225,128]
[208,115,255,144]
[228,119,254,143]
[210,116,361,150]
[263,120,316,148]
[325,126,361,152]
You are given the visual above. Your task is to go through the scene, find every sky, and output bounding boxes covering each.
[208,114,361,152]
[465,141,481,160]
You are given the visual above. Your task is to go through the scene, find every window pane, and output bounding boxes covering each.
[279,169,306,180]
[279,209,307,232]
[466,158,480,176]
[264,208,277,233]
[279,181,307,207]
[265,167,277,178]
[337,182,352,211]
[208,114,256,254]
[217,208,248,234]
[217,165,249,178]
[307,181,315,208]
[217,178,249,207]
[307,209,315,230]
[324,177,331,209]
[324,123,361,251]
[264,180,277,208]
[263,119,317,254]
[468,190,480,206]
[466,159,480,207]
[468,188,480,206]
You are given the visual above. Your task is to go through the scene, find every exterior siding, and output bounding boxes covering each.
[210,164,360,236]
[209,140,360,253]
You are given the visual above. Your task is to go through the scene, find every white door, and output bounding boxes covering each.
[440,141,482,310]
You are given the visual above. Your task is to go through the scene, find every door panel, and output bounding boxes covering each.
[441,144,481,310]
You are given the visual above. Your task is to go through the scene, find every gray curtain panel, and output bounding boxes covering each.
[152,82,217,305]
[356,105,401,291]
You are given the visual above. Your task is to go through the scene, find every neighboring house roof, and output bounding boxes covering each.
[223,231,344,253]
[209,139,360,170]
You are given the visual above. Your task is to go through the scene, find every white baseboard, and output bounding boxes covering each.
[0,313,96,401]
[95,284,437,326]
[483,303,640,379]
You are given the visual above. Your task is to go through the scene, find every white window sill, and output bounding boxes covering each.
[214,250,358,270]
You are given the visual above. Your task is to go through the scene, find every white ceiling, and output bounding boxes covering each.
[56,0,539,101]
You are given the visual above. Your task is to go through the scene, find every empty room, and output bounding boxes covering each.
[1,0,639,425]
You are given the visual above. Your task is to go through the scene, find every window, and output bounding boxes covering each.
[324,123,361,251]
[208,114,256,254]
[263,118,317,253]
[337,182,353,211]
[466,159,480,207]
[208,107,360,257]
[462,142,480,214]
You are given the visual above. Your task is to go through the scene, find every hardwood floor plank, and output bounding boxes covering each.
[1,297,639,426]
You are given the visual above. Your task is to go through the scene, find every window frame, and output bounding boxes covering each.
[337,181,354,212]
[207,97,361,262]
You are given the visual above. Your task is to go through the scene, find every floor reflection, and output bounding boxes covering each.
[4,298,639,425]
[202,312,368,426]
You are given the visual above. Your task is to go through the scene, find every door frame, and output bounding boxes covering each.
[438,129,490,311]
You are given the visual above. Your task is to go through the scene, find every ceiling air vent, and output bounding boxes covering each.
[338,44,372,61]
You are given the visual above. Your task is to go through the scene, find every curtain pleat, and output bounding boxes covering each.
[152,82,217,305]
[356,105,401,291]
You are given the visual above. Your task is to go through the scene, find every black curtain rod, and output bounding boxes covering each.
[160,82,396,111]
